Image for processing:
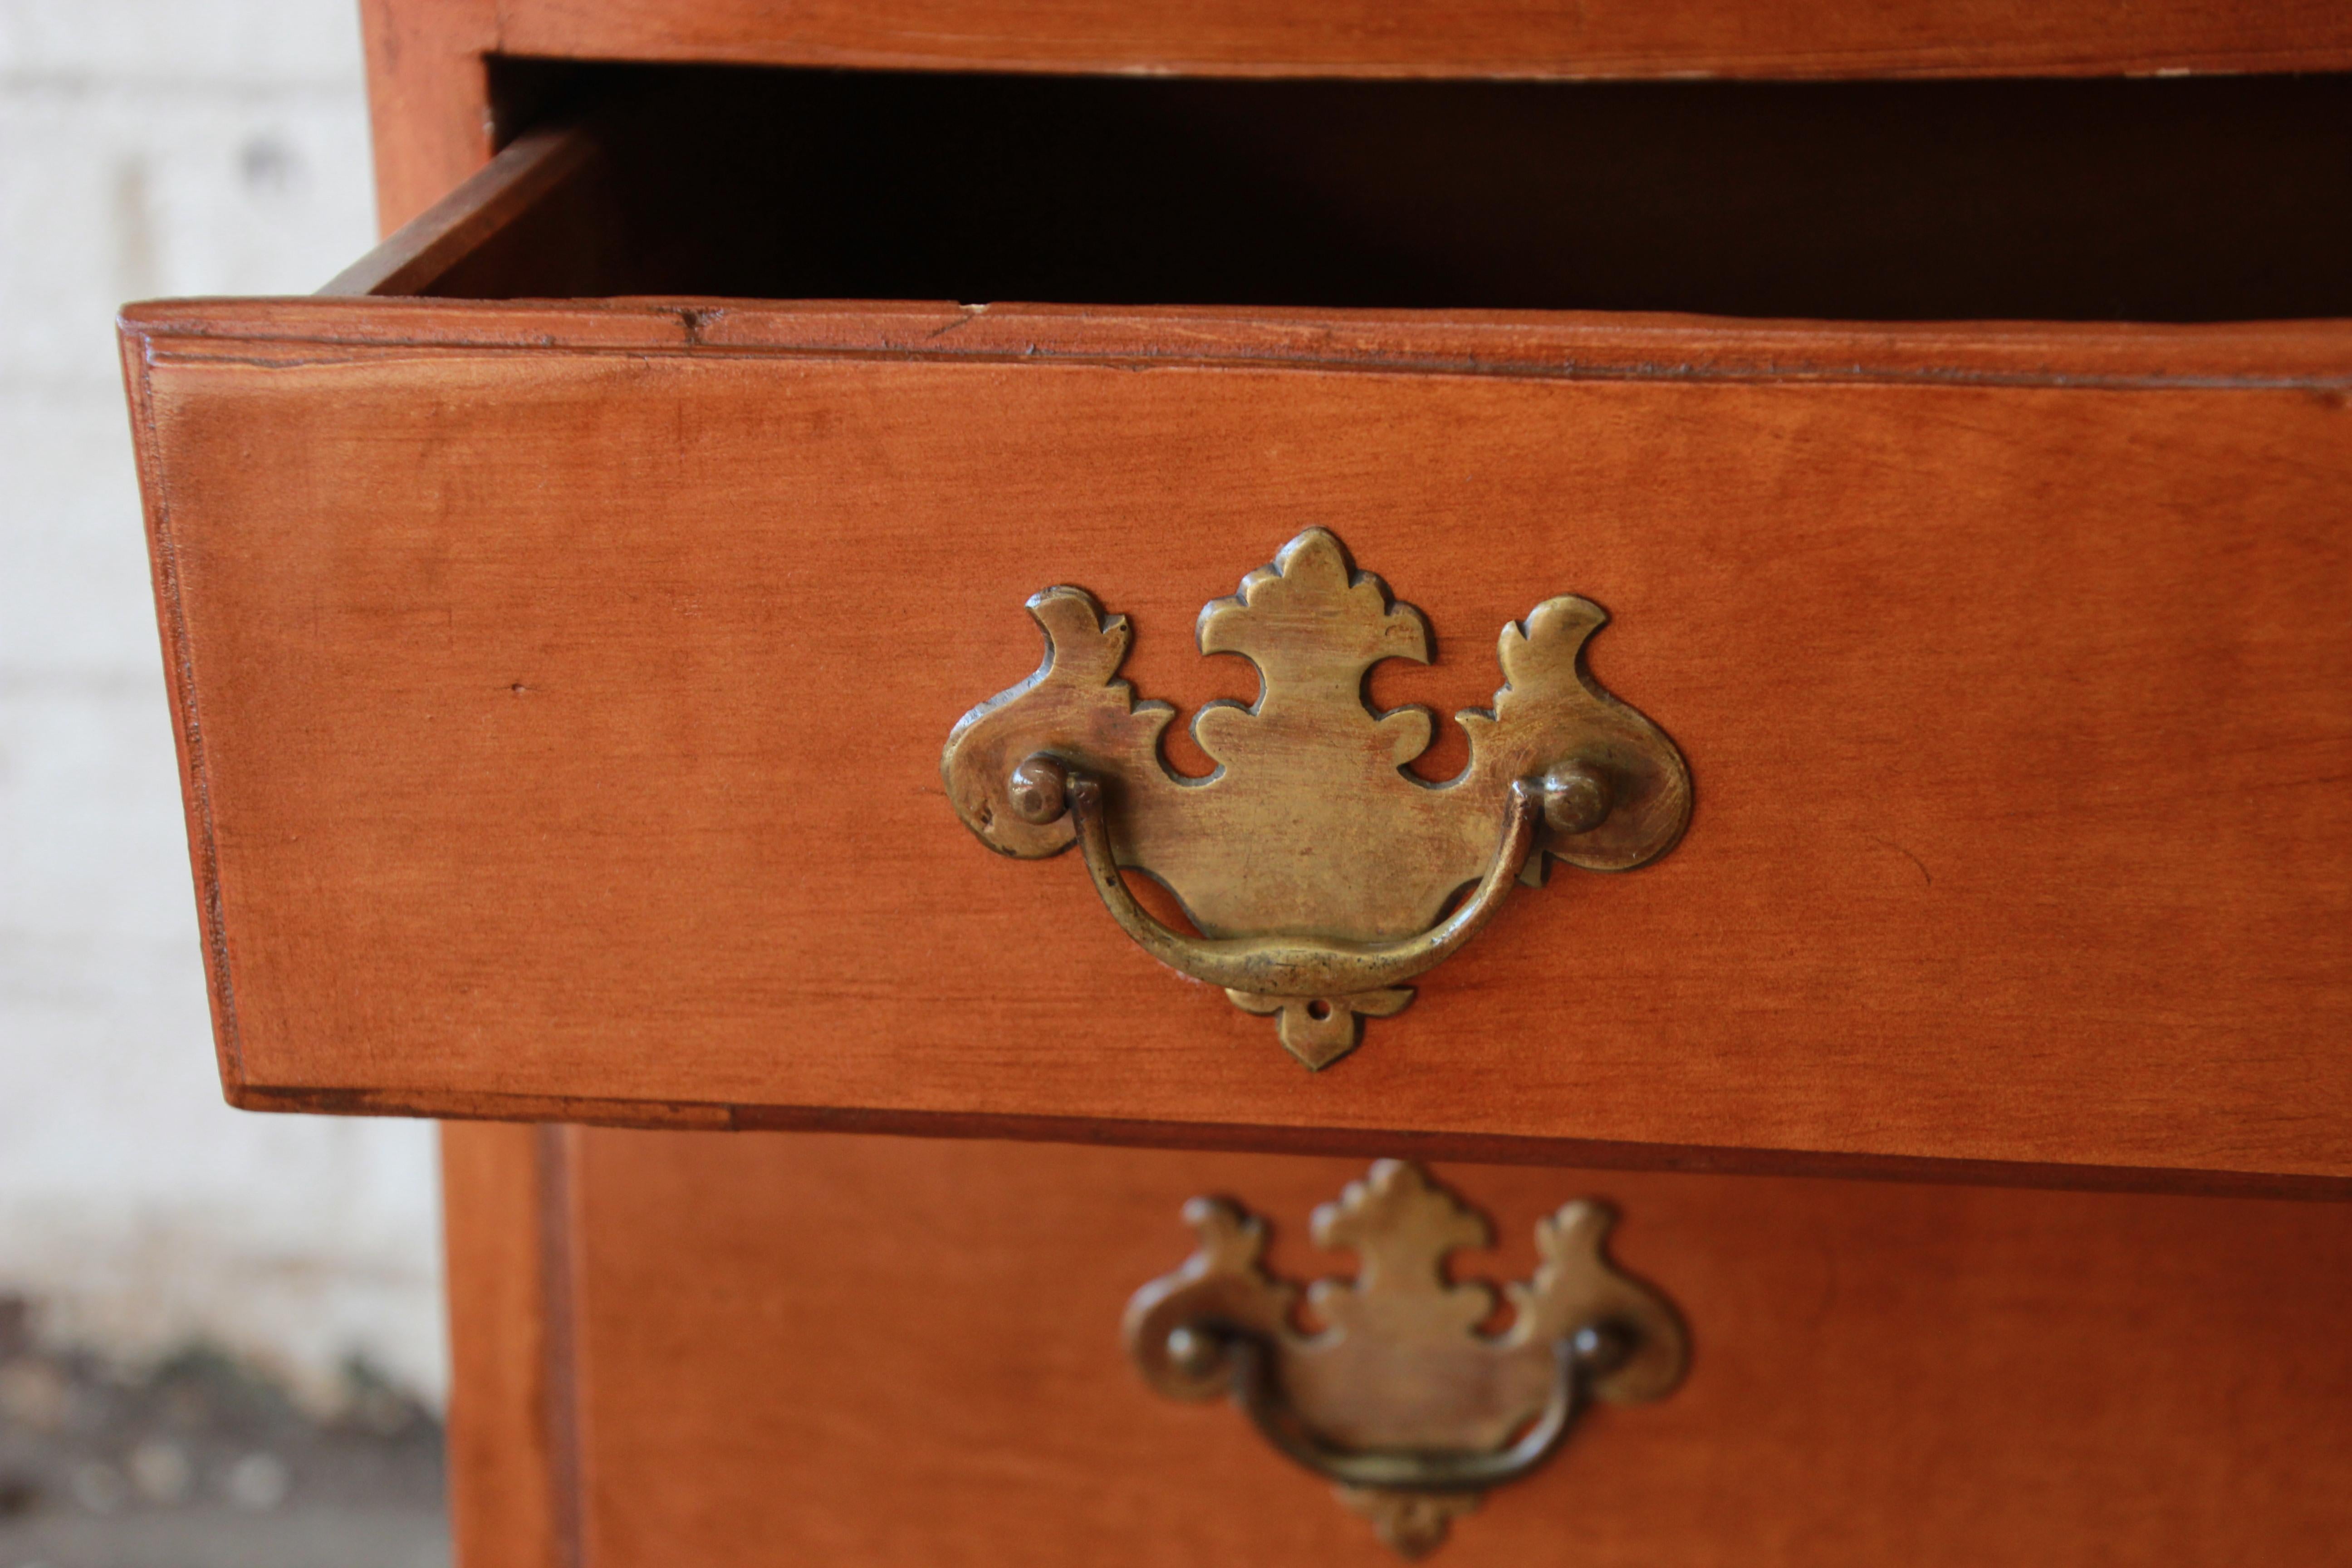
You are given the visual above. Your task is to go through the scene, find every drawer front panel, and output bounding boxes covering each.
[123,303,2352,1182]
[512,1129,2352,1566]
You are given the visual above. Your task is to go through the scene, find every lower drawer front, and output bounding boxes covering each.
[484,1131,2352,1566]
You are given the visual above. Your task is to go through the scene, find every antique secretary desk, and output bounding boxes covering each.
[118,0,2352,1562]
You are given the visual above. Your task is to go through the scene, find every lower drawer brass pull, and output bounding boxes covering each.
[944,527,1690,1068]
[1123,1160,1687,1558]
[1222,1333,1584,1491]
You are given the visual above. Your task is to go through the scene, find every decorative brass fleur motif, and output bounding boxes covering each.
[1123,1160,1688,1558]
[942,529,1689,1067]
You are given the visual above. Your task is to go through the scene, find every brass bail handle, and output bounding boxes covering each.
[1121,1161,1689,1559]
[1206,1325,1635,1493]
[1005,754,1614,1002]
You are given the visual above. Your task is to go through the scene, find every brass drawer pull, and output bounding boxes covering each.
[1124,1160,1686,1558]
[943,529,1690,1068]
[1027,758,1546,1040]
[1222,1333,1585,1490]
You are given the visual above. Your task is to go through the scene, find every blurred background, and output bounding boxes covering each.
[0,0,448,1560]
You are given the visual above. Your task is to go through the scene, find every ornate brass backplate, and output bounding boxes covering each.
[1123,1160,1687,1558]
[942,529,1690,1068]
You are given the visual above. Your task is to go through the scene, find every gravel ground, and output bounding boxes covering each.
[0,1507,448,1568]
[0,1301,447,1568]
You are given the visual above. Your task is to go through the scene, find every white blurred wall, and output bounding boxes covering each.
[0,0,447,1405]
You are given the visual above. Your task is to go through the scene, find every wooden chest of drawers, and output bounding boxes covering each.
[119,0,2352,1560]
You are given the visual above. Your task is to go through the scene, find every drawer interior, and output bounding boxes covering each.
[357,63,2352,321]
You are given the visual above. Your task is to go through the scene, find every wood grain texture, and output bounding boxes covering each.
[358,0,498,234]
[118,299,2352,1185]
[439,1122,567,1568]
[543,1130,2352,1566]
[496,0,2352,80]
[321,125,602,298]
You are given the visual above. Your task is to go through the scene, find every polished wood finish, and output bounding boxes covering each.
[121,296,2352,1187]
[357,0,497,232]
[176,10,2352,1568]
[438,1123,567,1568]
[505,0,2352,81]
[322,124,601,297]
[451,1130,2352,1566]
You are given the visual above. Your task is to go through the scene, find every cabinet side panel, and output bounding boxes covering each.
[359,0,498,233]
[441,1122,573,1568]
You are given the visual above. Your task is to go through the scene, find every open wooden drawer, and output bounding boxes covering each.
[121,67,2352,1193]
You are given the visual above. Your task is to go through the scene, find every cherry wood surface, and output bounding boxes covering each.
[505,0,2352,85]
[321,124,599,299]
[439,1123,568,1568]
[296,11,2352,1568]
[446,1128,2352,1567]
[358,0,496,232]
[121,297,2352,1188]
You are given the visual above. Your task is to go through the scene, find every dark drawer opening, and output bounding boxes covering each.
[412,62,2352,322]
